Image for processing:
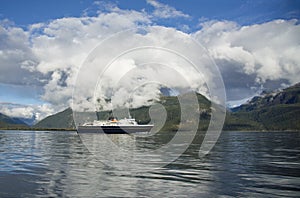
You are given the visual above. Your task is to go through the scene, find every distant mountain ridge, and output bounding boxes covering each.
[225,83,300,130]
[34,93,212,131]
[0,112,28,129]
[34,108,75,129]
[33,83,300,131]
[17,116,37,126]
[232,83,300,112]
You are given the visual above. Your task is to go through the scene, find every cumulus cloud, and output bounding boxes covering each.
[0,102,54,122]
[1,1,300,120]
[0,24,42,86]
[27,5,151,111]
[193,19,300,101]
[72,25,218,112]
[0,4,152,120]
[146,0,189,19]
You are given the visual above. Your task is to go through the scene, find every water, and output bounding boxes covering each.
[0,130,299,197]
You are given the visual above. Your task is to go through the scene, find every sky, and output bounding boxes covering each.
[0,0,300,123]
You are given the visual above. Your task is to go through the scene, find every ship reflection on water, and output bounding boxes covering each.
[0,130,299,197]
[78,131,201,172]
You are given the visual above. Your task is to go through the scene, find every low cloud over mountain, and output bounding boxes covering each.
[0,1,299,122]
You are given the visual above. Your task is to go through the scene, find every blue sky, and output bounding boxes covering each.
[0,0,299,120]
[1,0,299,27]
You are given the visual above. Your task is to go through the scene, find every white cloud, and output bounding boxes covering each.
[1,1,300,120]
[26,6,151,111]
[0,25,42,85]
[0,103,54,121]
[193,19,300,100]
[0,4,152,119]
[72,25,217,112]
[0,105,34,119]
[146,0,189,19]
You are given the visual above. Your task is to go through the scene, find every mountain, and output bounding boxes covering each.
[34,108,75,129]
[96,92,212,131]
[0,112,29,129]
[16,116,37,126]
[34,93,212,131]
[33,83,300,131]
[224,83,300,130]
[232,83,300,111]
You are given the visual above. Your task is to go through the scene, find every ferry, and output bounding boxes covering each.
[77,117,153,134]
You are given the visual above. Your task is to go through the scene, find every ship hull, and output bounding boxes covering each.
[77,125,153,134]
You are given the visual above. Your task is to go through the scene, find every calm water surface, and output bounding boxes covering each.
[0,130,299,197]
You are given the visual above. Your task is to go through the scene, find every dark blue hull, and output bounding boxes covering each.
[77,125,153,134]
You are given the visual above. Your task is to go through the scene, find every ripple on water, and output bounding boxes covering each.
[0,130,299,197]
